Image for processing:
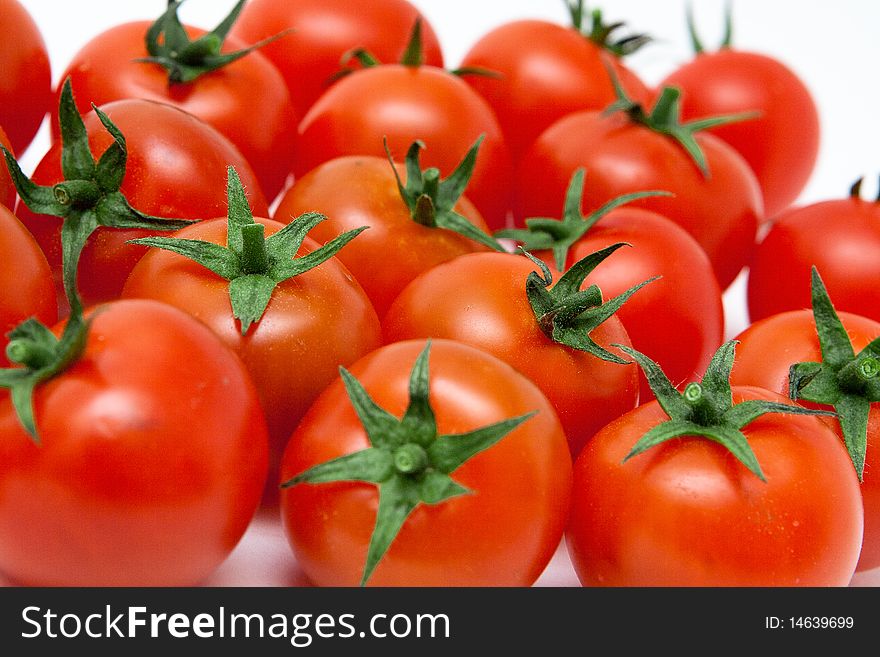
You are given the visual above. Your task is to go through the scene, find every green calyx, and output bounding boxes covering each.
[686,1,733,54]
[788,268,880,480]
[618,340,837,482]
[603,65,757,177]
[1,78,194,317]
[522,244,656,364]
[136,0,288,84]
[565,1,651,56]
[849,176,880,203]
[497,168,672,270]
[386,137,505,253]
[130,166,365,336]
[281,341,534,586]
[335,19,499,80]
[0,311,91,443]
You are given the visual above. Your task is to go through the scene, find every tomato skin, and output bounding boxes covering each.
[0,205,56,365]
[567,386,863,586]
[0,300,268,586]
[231,0,443,119]
[274,155,489,317]
[17,99,268,309]
[55,21,296,200]
[544,208,724,400]
[0,126,15,209]
[295,65,513,230]
[661,50,819,217]
[460,19,651,162]
[280,339,572,587]
[516,111,763,290]
[0,0,52,154]
[748,198,880,324]
[382,252,637,457]
[122,217,381,496]
[730,310,880,572]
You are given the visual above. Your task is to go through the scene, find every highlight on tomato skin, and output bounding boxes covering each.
[279,339,572,587]
[0,299,270,587]
[230,0,444,119]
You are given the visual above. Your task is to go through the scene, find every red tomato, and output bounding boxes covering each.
[0,300,268,586]
[295,65,513,230]
[17,99,268,308]
[0,126,15,209]
[0,205,55,365]
[122,217,381,499]
[460,19,651,162]
[231,0,443,118]
[516,109,762,289]
[567,386,863,586]
[748,193,880,324]
[382,252,638,457]
[55,21,296,200]
[0,0,51,154]
[542,207,724,399]
[280,339,572,586]
[274,154,490,317]
[662,50,819,217]
[730,310,880,572]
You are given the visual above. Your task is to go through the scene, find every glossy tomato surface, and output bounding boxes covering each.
[0,204,55,365]
[540,207,724,399]
[231,0,443,118]
[122,217,381,494]
[55,21,296,200]
[460,19,651,162]
[0,300,268,586]
[662,49,819,217]
[18,99,268,308]
[730,310,880,572]
[281,339,572,586]
[0,0,52,154]
[382,252,637,457]
[516,110,763,289]
[748,197,880,324]
[0,126,15,209]
[295,65,513,230]
[567,386,863,586]
[274,154,490,317]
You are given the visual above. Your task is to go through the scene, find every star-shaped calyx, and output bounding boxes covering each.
[618,340,837,481]
[789,268,880,480]
[282,341,534,586]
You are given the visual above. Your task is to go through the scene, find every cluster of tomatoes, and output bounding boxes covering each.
[0,0,878,588]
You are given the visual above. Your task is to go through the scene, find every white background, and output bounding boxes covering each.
[9,0,880,586]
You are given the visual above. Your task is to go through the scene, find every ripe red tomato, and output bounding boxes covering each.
[17,99,268,308]
[516,108,763,289]
[295,65,513,230]
[460,18,651,162]
[0,126,15,209]
[231,0,443,119]
[0,205,55,365]
[280,339,572,586]
[662,51,819,218]
[748,190,880,324]
[122,217,381,497]
[382,251,638,457]
[730,309,880,572]
[0,300,268,586]
[274,154,490,318]
[568,386,863,586]
[536,206,724,399]
[0,0,52,154]
[55,19,296,200]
